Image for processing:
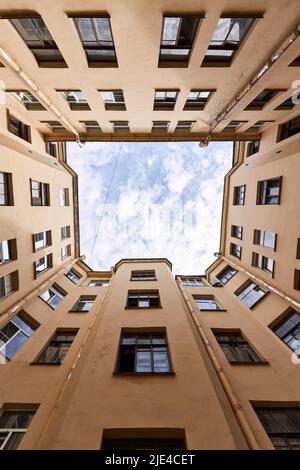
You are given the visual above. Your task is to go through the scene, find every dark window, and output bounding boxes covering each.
[289,55,300,67]
[61,226,70,240]
[30,180,50,206]
[233,185,245,205]
[88,279,110,287]
[224,121,247,131]
[175,121,195,131]
[297,239,300,260]
[0,239,17,264]
[294,270,300,290]
[236,280,268,308]
[8,112,30,142]
[45,142,57,158]
[9,90,45,110]
[216,265,237,285]
[0,408,37,450]
[70,296,96,312]
[65,268,82,285]
[34,253,53,278]
[193,295,222,310]
[257,177,281,205]
[131,271,156,281]
[201,17,256,66]
[59,188,69,206]
[278,114,300,141]
[181,278,205,286]
[214,331,264,363]
[230,243,241,259]
[246,140,260,156]
[253,230,276,250]
[152,121,170,132]
[127,291,160,308]
[159,16,200,65]
[254,407,300,450]
[184,90,214,110]
[111,121,129,131]
[275,97,295,111]
[231,225,243,239]
[39,283,66,309]
[0,172,13,206]
[0,312,38,360]
[248,121,274,131]
[41,121,66,132]
[72,16,117,66]
[99,90,126,110]
[35,330,78,364]
[102,433,186,450]
[9,16,66,67]
[154,90,178,110]
[245,89,284,110]
[33,230,52,252]
[61,244,71,260]
[116,332,171,374]
[59,90,90,110]
[272,309,300,354]
[252,253,274,276]
[0,271,18,299]
[80,121,101,131]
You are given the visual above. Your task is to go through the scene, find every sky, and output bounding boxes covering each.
[67,141,233,274]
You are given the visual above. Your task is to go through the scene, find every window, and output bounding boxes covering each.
[34,253,53,278]
[9,90,45,110]
[230,243,241,259]
[214,331,264,363]
[99,90,126,110]
[272,309,300,354]
[154,90,178,110]
[193,295,223,311]
[289,55,300,67]
[0,312,37,360]
[231,225,243,239]
[245,89,285,110]
[7,112,30,142]
[294,270,300,290]
[61,226,71,240]
[236,280,268,308]
[41,121,66,132]
[115,331,171,374]
[88,279,110,287]
[30,180,50,206]
[45,142,57,158]
[253,230,276,250]
[35,330,78,364]
[297,239,300,260]
[101,429,186,450]
[224,121,247,131]
[257,177,281,205]
[80,121,101,132]
[152,121,170,132]
[254,407,300,450]
[278,115,300,141]
[175,121,195,131]
[111,121,129,131]
[0,172,13,206]
[159,16,200,65]
[252,253,274,276]
[71,15,117,66]
[0,239,17,264]
[127,291,160,308]
[201,16,256,66]
[39,283,66,309]
[246,140,260,156]
[216,265,237,285]
[65,268,82,285]
[131,271,156,281]
[59,188,70,207]
[0,407,37,450]
[248,120,274,131]
[70,296,96,312]
[275,97,295,111]
[9,16,66,66]
[33,230,52,252]
[0,271,18,300]
[181,278,205,286]
[184,90,215,110]
[61,244,71,260]
[58,90,90,110]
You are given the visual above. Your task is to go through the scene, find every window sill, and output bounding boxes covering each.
[68,310,90,313]
[113,371,175,376]
[198,309,227,312]
[125,306,162,310]
[229,361,269,366]
[30,362,61,366]
[130,279,157,282]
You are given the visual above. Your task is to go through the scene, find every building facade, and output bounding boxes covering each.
[0,0,300,451]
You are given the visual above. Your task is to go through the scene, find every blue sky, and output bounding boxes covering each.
[67,141,233,274]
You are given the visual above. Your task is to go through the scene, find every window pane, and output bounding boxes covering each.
[153,350,169,372]
[162,17,180,44]
[136,350,151,372]
[5,331,28,359]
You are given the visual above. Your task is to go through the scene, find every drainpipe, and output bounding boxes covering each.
[34,270,115,449]
[176,277,260,450]
[0,256,84,323]
[214,254,300,310]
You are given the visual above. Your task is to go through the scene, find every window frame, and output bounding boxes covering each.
[184,89,215,110]
[231,225,243,240]
[126,291,161,309]
[65,268,82,285]
[30,179,50,207]
[278,114,300,141]
[130,271,157,281]
[235,280,268,309]
[34,253,53,278]
[39,283,66,310]
[7,111,31,142]
[193,295,224,311]
[213,330,267,364]
[0,239,17,264]
[154,90,179,110]
[257,177,282,205]
[0,172,13,206]
[69,296,96,313]
[216,265,237,285]
[0,407,38,450]
[32,329,78,365]
[233,185,246,205]
[0,271,19,300]
[0,311,38,360]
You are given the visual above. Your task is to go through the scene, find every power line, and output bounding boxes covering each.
[88,143,123,264]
